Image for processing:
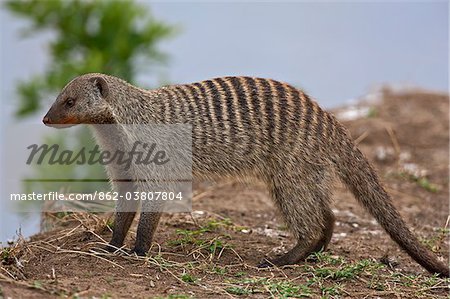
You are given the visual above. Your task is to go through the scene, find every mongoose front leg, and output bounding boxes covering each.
[108,212,136,251]
[106,181,138,252]
[131,211,162,256]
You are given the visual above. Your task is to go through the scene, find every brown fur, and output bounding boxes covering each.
[43,73,449,277]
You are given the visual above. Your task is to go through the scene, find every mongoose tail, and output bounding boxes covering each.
[334,130,449,278]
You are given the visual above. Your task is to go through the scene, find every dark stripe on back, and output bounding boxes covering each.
[273,81,288,143]
[184,84,208,146]
[185,85,203,118]
[242,77,262,127]
[303,93,314,142]
[315,106,324,149]
[215,77,238,143]
[326,112,335,140]
[287,85,303,121]
[204,80,224,125]
[172,85,202,147]
[204,79,227,145]
[258,78,275,143]
[193,82,215,143]
[228,77,251,129]
[228,77,254,154]
[170,86,191,122]
[285,85,303,149]
[173,86,196,120]
[161,89,177,123]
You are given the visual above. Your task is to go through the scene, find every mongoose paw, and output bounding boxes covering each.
[130,247,148,256]
[257,258,275,268]
[257,253,301,268]
[104,243,125,254]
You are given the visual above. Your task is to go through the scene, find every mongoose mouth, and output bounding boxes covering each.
[43,116,77,129]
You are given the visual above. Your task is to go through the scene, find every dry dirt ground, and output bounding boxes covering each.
[1,89,449,298]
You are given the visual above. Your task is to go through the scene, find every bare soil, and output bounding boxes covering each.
[1,89,449,298]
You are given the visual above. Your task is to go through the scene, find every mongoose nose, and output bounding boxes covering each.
[43,116,51,124]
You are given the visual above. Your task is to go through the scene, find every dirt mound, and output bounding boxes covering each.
[1,90,449,298]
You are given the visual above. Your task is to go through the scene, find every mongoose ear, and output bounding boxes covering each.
[90,77,109,98]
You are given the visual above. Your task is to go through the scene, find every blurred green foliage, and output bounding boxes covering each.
[5,0,176,117]
[5,0,176,195]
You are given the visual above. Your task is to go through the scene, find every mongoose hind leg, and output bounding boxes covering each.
[259,170,334,267]
[258,241,319,268]
[311,207,335,253]
[258,210,334,268]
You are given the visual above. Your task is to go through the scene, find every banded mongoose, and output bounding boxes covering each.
[43,73,449,277]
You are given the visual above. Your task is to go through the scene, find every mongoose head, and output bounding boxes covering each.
[43,73,115,128]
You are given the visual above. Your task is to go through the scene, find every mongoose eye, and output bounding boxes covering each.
[65,98,75,108]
